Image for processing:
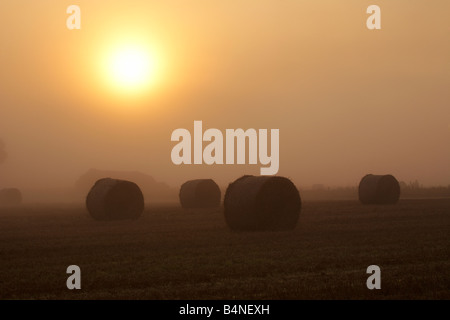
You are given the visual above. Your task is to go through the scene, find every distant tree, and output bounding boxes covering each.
[409,180,421,189]
[0,139,7,164]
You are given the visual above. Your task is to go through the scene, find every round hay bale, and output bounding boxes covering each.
[359,174,400,205]
[179,179,221,208]
[0,188,22,206]
[86,178,144,221]
[224,175,301,231]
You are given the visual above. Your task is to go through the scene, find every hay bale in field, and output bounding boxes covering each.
[0,188,22,206]
[86,178,144,221]
[224,175,301,231]
[359,174,400,205]
[179,179,221,208]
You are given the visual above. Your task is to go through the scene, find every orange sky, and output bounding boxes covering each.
[0,0,449,190]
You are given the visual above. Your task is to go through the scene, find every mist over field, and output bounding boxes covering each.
[0,1,449,303]
[0,1,449,196]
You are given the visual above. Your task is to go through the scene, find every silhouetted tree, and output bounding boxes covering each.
[409,180,421,189]
[0,139,7,164]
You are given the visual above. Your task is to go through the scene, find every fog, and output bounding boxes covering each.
[1,1,449,199]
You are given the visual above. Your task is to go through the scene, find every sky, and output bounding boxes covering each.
[0,0,449,191]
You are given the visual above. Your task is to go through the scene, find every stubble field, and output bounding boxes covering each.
[0,199,449,299]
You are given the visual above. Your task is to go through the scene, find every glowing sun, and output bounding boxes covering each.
[104,44,158,93]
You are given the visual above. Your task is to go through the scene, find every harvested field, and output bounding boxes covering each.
[0,199,448,299]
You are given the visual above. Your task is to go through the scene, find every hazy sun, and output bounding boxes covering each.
[103,43,158,94]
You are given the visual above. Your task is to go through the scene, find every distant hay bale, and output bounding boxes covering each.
[86,178,144,221]
[224,175,301,231]
[359,174,400,205]
[0,188,22,206]
[179,179,221,208]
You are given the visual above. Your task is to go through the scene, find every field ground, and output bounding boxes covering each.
[0,199,449,299]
